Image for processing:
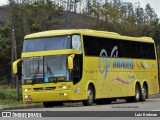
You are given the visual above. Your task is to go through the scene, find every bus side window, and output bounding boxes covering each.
[72,35,82,51]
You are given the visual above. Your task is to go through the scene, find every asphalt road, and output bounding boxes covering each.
[2,98,160,120]
[12,98,160,111]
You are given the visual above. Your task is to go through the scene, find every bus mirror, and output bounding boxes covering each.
[68,54,75,70]
[13,59,22,74]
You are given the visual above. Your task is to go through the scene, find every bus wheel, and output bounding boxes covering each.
[82,86,94,106]
[134,84,141,102]
[140,84,147,102]
[43,102,54,108]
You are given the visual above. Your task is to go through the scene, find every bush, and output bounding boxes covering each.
[0,77,9,85]
[0,92,5,99]
[0,85,22,100]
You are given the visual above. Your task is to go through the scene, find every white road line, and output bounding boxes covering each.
[152,110,160,111]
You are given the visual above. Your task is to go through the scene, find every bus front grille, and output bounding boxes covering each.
[33,87,56,91]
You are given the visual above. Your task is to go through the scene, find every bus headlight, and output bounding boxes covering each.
[60,93,67,96]
[62,86,67,89]
[24,88,31,92]
[24,95,32,103]
[24,95,31,98]
[59,85,67,89]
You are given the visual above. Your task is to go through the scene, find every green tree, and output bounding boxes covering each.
[0,26,11,85]
[144,3,158,24]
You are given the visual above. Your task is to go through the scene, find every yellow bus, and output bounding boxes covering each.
[13,29,159,107]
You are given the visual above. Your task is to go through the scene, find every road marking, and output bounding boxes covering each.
[152,110,160,111]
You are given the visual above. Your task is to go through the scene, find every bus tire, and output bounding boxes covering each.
[140,84,147,102]
[82,86,94,106]
[133,84,141,102]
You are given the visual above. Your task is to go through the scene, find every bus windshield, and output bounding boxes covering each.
[23,35,71,52]
[22,55,70,84]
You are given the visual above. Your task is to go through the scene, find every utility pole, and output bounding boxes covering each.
[12,29,20,101]
[11,4,15,89]
[11,31,15,88]
[11,2,20,101]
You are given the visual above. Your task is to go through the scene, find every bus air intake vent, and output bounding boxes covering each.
[34,87,56,91]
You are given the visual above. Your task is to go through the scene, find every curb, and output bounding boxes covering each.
[1,104,43,110]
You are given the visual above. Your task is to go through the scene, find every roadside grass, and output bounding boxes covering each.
[0,99,42,110]
[0,85,23,106]
[0,99,23,106]
[0,85,42,108]
[0,85,22,100]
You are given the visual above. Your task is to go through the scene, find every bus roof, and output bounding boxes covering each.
[24,29,154,43]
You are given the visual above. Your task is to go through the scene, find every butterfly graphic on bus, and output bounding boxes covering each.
[98,46,118,80]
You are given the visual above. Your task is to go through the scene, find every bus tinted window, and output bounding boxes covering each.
[23,36,71,52]
[83,35,155,59]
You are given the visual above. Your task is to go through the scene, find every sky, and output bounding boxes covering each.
[0,0,160,18]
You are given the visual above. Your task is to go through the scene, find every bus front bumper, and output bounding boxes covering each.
[23,90,74,103]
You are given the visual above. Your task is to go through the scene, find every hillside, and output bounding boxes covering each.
[0,6,96,29]
[55,12,96,29]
